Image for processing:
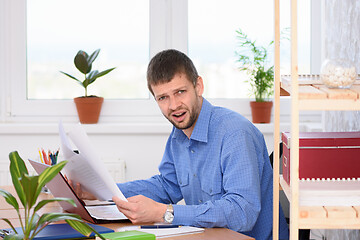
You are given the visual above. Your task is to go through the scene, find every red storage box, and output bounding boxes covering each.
[282,132,360,185]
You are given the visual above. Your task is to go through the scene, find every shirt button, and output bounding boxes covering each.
[193,174,197,177]
[199,200,202,203]
[191,150,195,153]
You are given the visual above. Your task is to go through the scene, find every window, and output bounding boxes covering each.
[188,0,311,99]
[4,0,179,121]
[27,0,149,100]
[1,0,316,122]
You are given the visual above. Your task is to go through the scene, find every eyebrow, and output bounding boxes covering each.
[155,85,188,99]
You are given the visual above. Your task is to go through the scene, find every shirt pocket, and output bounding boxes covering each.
[178,173,189,187]
[201,180,222,198]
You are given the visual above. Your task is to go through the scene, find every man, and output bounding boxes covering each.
[112,49,289,240]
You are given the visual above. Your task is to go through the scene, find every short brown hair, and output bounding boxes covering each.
[147,49,199,95]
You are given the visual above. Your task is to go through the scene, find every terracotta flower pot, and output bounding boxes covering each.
[250,101,273,124]
[74,96,104,124]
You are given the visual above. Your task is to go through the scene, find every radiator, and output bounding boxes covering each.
[0,163,12,186]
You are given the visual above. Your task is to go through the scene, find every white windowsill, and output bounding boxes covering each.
[0,122,173,135]
[0,120,322,135]
[0,122,295,135]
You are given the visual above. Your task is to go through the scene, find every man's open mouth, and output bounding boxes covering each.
[173,112,186,117]
[171,111,187,122]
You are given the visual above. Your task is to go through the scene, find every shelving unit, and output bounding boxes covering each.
[273,1,360,239]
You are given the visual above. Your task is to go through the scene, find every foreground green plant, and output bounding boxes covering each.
[60,49,116,97]
[0,151,105,240]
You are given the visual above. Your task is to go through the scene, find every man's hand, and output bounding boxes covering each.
[65,176,97,200]
[112,195,167,224]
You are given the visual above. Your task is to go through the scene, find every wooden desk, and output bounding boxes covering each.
[0,186,253,240]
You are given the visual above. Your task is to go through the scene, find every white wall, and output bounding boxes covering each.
[0,122,285,186]
[0,123,168,185]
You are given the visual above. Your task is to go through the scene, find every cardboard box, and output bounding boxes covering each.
[282,132,360,185]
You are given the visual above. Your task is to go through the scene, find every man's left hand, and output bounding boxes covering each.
[112,195,167,224]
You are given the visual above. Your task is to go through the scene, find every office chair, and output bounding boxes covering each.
[269,142,310,240]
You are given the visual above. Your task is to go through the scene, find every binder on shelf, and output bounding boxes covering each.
[282,131,360,184]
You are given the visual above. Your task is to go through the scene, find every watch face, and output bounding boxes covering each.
[164,211,174,223]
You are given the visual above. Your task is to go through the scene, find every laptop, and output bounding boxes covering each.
[29,159,128,224]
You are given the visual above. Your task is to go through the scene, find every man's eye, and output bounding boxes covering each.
[178,90,185,94]
[158,96,166,101]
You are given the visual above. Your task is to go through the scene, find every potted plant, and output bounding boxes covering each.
[235,29,274,123]
[60,49,115,124]
[0,151,106,240]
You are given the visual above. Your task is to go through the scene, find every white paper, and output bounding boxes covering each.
[140,226,205,238]
[299,179,360,206]
[118,226,205,238]
[59,121,76,158]
[85,205,127,220]
[59,122,127,201]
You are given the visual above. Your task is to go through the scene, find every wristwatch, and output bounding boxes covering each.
[163,204,174,224]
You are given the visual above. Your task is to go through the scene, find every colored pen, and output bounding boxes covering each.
[38,149,44,163]
[48,151,52,165]
[54,149,58,164]
[140,225,180,229]
[42,149,49,165]
[49,153,54,165]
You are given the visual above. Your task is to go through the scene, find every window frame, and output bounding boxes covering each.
[0,0,321,123]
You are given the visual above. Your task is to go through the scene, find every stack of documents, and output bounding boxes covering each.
[299,179,360,206]
[59,122,127,202]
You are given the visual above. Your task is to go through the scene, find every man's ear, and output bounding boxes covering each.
[195,76,204,96]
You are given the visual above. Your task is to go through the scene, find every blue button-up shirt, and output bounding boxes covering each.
[118,98,289,240]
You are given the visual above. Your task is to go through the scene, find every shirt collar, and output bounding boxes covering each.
[172,98,212,143]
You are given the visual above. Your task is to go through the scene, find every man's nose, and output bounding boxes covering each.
[169,96,180,110]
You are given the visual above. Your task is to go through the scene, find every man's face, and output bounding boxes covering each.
[151,73,204,137]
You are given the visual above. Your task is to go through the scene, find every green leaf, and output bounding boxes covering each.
[1,218,18,234]
[37,212,82,226]
[0,189,19,210]
[88,67,116,85]
[87,49,100,66]
[65,220,92,237]
[28,213,40,231]
[66,220,106,240]
[59,71,81,83]
[34,161,67,202]
[82,78,91,89]
[96,67,116,78]
[87,70,99,81]
[85,70,99,87]
[74,51,90,74]
[23,213,40,238]
[9,151,27,207]
[19,174,39,209]
[235,28,275,101]
[34,197,76,213]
